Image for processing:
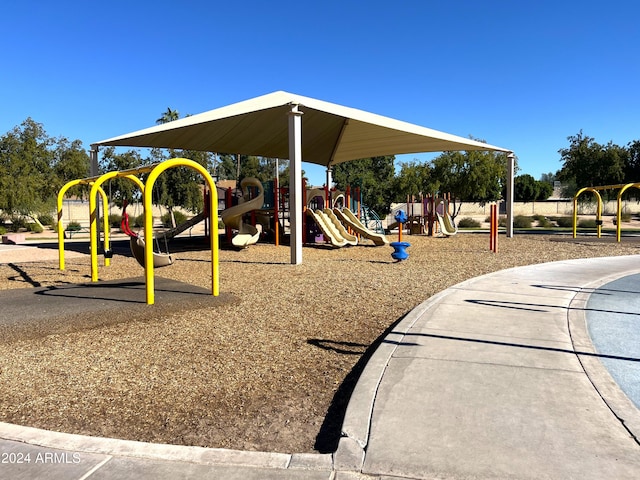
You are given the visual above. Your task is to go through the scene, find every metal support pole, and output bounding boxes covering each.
[505,152,515,238]
[288,104,304,265]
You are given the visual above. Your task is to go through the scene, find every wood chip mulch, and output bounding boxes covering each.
[0,233,638,453]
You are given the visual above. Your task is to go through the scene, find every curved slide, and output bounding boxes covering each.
[333,208,389,246]
[220,177,264,248]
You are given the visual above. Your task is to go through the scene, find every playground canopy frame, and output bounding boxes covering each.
[57,158,219,305]
[90,91,514,265]
[572,182,640,241]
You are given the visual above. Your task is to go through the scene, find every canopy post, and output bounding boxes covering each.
[90,146,99,176]
[505,152,515,238]
[326,167,333,190]
[288,104,304,265]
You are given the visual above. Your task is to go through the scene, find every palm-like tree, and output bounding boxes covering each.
[156,108,179,125]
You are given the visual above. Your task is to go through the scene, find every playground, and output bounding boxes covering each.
[1,233,640,454]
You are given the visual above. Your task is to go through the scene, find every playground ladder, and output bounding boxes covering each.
[361,205,385,234]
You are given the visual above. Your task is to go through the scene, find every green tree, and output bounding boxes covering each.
[99,146,144,207]
[430,148,510,213]
[625,140,640,183]
[0,118,56,218]
[393,160,435,201]
[514,174,552,202]
[557,131,626,197]
[332,156,396,215]
[156,107,180,125]
[53,138,90,199]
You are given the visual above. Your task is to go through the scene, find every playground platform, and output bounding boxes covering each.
[1,253,640,479]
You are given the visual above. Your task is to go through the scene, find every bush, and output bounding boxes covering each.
[38,213,55,226]
[457,217,481,228]
[537,217,554,228]
[578,218,598,228]
[27,223,44,233]
[0,226,6,235]
[620,213,632,222]
[513,215,533,228]
[109,214,122,229]
[66,221,82,231]
[553,216,574,228]
[9,216,27,232]
[161,210,187,228]
[126,214,143,229]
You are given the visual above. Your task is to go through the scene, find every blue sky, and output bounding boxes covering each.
[1,1,638,186]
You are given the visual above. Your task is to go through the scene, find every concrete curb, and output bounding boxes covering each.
[0,422,333,471]
[568,268,640,443]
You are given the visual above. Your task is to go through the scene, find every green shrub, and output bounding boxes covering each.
[537,217,554,228]
[578,218,598,228]
[66,221,82,231]
[38,213,55,226]
[620,213,632,222]
[458,217,481,228]
[513,215,533,228]
[27,223,44,233]
[161,210,187,227]
[9,216,28,232]
[0,226,6,235]
[553,216,574,228]
[532,214,546,222]
[132,214,145,228]
[109,214,122,229]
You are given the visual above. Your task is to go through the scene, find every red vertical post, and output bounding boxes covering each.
[490,204,498,253]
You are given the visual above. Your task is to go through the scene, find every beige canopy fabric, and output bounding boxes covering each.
[91,91,513,265]
[92,90,509,165]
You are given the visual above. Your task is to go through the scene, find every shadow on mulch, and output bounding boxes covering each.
[310,314,405,454]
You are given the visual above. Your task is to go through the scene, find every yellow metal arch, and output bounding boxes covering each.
[616,183,640,242]
[573,187,603,238]
[143,158,219,304]
[89,172,145,282]
[57,179,109,271]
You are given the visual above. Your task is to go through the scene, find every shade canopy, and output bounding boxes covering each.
[92,91,509,164]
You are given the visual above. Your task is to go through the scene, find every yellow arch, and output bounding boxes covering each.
[144,158,218,305]
[573,187,603,238]
[89,172,145,282]
[57,179,109,271]
[616,183,640,242]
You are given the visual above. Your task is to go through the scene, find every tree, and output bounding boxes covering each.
[332,156,396,215]
[557,131,626,197]
[393,160,434,201]
[625,140,640,183]
[99,146,144,207]
[430,148,510,214]
[156,108,179,125]
[53,138,90,199]
[514,174,552,202]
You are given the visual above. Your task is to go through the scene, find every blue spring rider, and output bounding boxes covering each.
[390,210,410,261]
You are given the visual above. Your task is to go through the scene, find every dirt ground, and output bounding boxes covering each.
[1,232,639,454]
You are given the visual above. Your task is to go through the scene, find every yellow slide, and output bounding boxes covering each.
[221,177,264,248]
[306,209,354,247]
[333,208,389,246]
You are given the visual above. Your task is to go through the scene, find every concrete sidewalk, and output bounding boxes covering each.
[2,255,640,479]
[337,255,640,479]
